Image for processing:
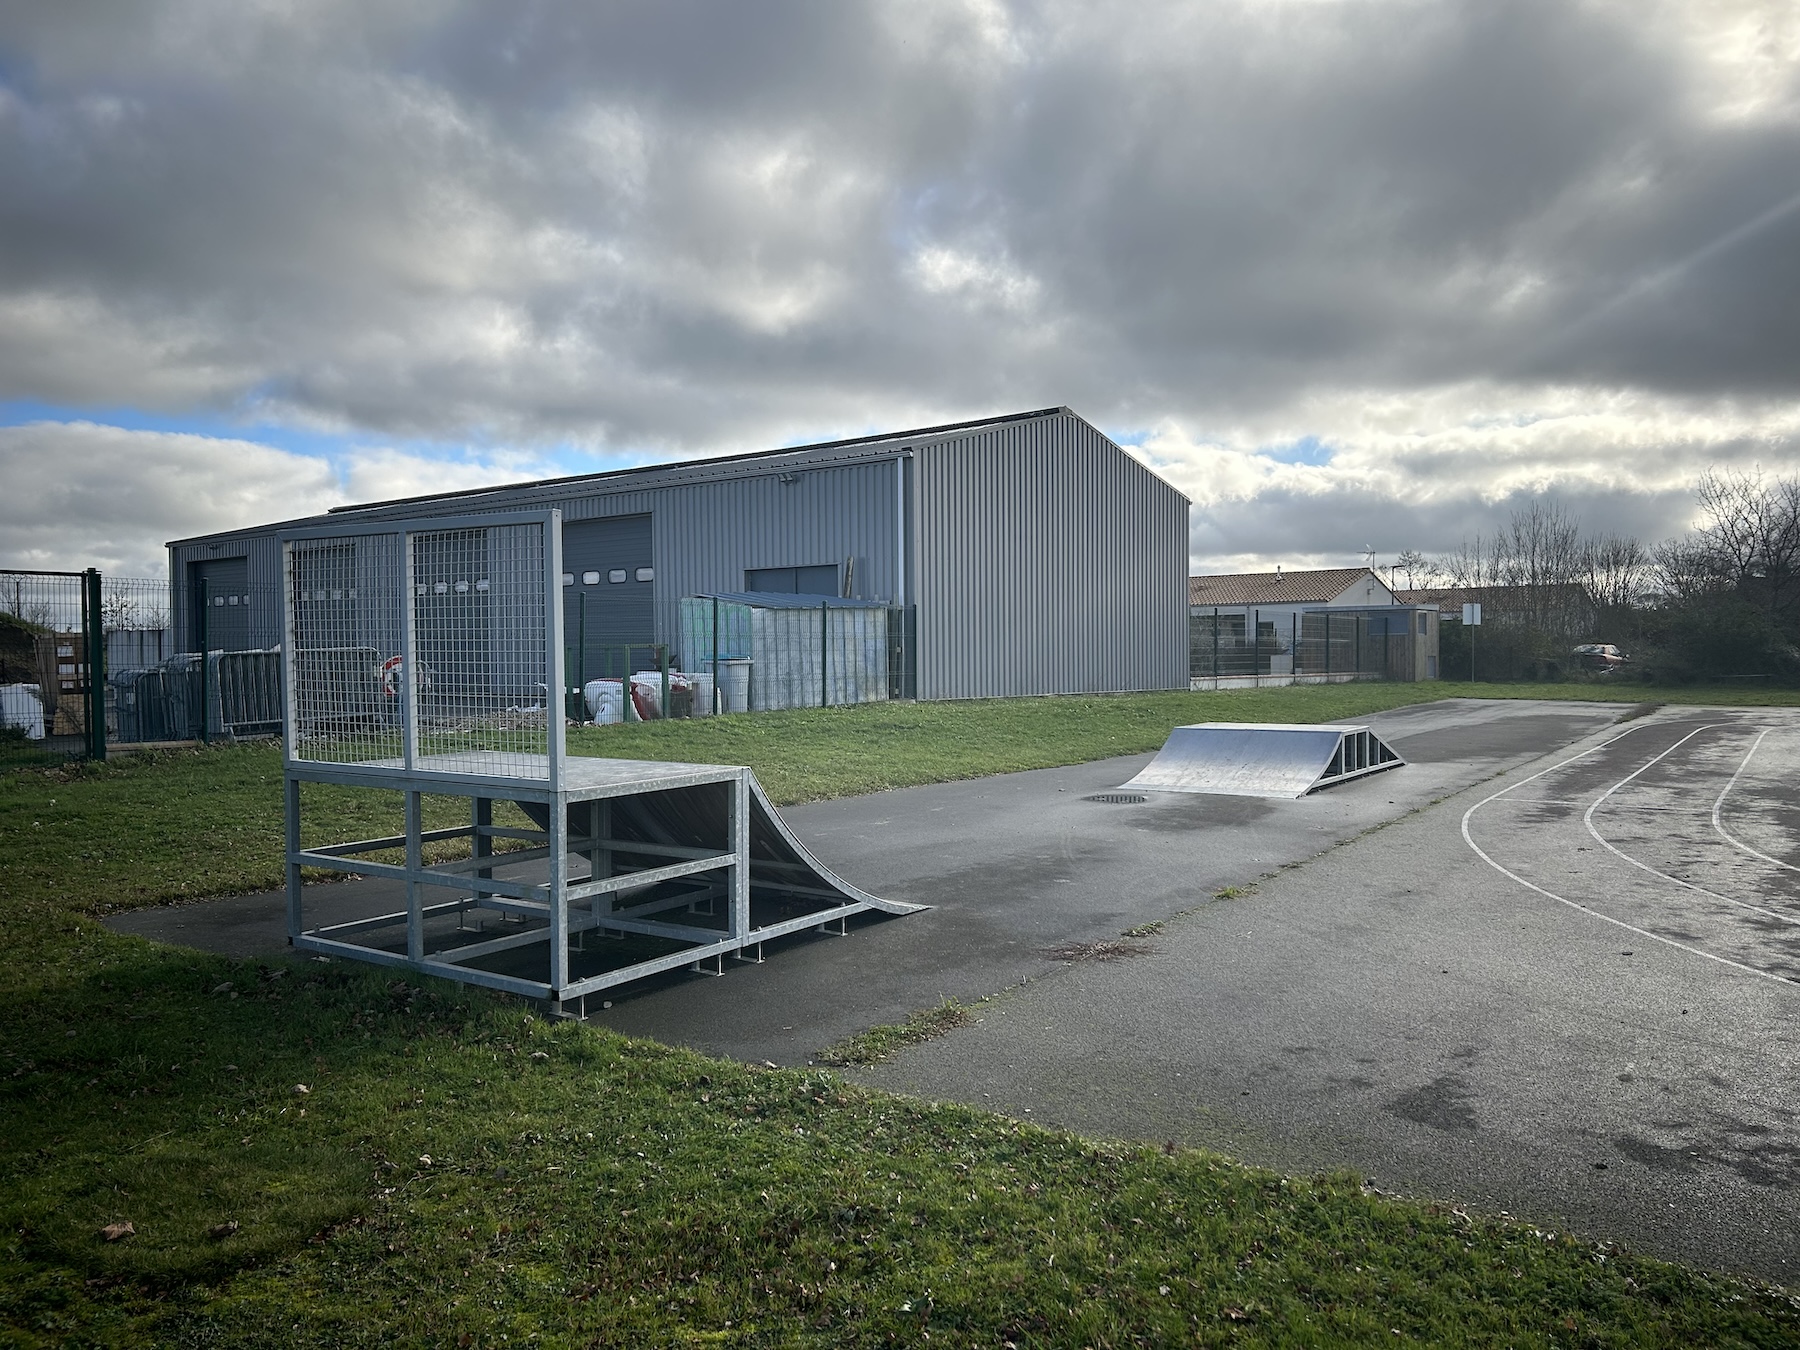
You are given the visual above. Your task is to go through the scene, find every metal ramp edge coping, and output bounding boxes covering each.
[1118,722,1406,800]
[284,755,923,1011]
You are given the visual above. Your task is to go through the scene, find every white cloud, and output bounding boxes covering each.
[0,422,569,577]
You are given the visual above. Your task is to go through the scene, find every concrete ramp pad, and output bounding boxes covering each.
[1119,723,1405,799]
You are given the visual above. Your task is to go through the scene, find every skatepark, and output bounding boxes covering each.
[108,696,1800,1283]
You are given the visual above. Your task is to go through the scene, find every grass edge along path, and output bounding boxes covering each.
[5,683,1800,1342]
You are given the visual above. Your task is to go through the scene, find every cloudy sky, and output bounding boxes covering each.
[3,0,1798,578]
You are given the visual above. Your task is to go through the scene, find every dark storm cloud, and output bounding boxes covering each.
[1,0,1797,570]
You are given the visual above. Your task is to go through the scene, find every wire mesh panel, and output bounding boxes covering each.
[411,522,551,777]
[283,513,559,781]
[287,532,406,764]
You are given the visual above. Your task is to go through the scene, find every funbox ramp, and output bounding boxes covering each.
[1119,723,1404,799]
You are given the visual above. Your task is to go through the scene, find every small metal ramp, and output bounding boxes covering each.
[1118,723,1405,799]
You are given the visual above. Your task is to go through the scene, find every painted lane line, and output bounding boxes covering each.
[1711,727,1800,876]
[1461,724,1800,990]
[1581,724,1800,928]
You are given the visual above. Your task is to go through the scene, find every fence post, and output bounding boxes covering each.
[711,596,721,713]
[577,590,587,722]
[819,600,830,707]
[83,568,106,761]
[198,578,210,745]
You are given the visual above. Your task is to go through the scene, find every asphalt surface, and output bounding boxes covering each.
[109,698,1625,1062]
[857,706,1800,1286]
[107,696,1800,1282]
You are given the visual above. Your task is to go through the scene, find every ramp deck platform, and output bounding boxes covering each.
[1119,722,1404,799]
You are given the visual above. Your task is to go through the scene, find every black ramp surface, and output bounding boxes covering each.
[511,773,921,918]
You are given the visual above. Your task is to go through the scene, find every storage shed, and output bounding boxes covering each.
[167,408,1190,701]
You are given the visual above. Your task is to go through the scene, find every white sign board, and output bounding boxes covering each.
[1461,602,1482,626]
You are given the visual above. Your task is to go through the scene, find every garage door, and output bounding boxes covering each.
[190,557,251,652]
[561,515,655,676]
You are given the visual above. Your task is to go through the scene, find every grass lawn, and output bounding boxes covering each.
[3,683,1799,1345]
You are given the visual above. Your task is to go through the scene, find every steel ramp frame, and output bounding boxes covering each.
[278,508,919,1012]
[285,756,922,1011]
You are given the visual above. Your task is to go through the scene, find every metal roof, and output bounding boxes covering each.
[165,406,1076,546]
[1187,567,1382,606]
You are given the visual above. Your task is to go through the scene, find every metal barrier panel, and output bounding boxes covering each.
[286,530,407,765]
[283,512,561,782]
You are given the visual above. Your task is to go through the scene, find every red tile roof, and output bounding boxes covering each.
[1188,567,1382,607]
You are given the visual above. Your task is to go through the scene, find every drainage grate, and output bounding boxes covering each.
[1084,792,1148,804]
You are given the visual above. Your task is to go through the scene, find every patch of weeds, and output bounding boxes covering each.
[815,998,973,1066]
[1121,919,1164,938]
[1214,884,1255,900]
[1043,939,1154,962]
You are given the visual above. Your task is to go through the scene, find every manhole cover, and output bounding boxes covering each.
[1084,793,1147,804]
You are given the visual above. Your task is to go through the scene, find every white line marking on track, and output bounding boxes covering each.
[1581,724,1800,928]
[1460,723,1800,990]
[1711,727,1800,875]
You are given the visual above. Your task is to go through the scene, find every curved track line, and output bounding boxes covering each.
[1581,724,1800,928]
[1711,727,1800,876]
[1461,724,1800,990]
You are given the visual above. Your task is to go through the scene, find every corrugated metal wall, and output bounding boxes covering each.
[914,413,1188,699]
[166,410,1190,701]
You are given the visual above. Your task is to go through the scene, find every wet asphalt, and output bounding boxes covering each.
[853,707,1800,1287]
[105,697,1800,1284]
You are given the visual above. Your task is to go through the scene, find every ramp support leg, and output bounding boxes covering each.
[729,772,751,941]
[284,776,302,942]
[405,790,423,962]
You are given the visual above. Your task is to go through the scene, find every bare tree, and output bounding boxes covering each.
[1686,468,1800,622]
[1582,534,1650,612]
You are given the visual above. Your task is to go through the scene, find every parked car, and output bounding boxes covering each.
[1572,643,1628,673]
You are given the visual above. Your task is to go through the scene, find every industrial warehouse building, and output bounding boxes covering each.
[167,407,1191,702]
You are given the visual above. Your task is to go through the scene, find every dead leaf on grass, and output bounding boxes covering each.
[99,1221,134,1242]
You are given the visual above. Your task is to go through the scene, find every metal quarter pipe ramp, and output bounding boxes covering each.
[1118,722,1405,799]
[277,508,922,1015]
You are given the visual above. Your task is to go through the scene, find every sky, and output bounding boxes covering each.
[2,0,1799,579]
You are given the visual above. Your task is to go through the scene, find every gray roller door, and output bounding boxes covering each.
[190,557,251,652]
[562,515,655,675]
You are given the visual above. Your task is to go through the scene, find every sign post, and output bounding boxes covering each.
[1461,602,1482,682]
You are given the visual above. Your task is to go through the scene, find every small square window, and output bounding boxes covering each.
[560,573,575,586]
[214,596,226,606]
[582,571,601,585]
[635,566,655,583]
[434,581,448,595]
[608,569,627,584]
[227,594,239,605]
[454,580,469,593]
[474,578,489,592]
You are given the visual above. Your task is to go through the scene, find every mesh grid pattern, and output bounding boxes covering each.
[411,523,550,776]
[286,520,554,779]
[288,532,406,763]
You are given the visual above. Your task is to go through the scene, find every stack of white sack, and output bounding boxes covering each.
[582,678,625,724]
